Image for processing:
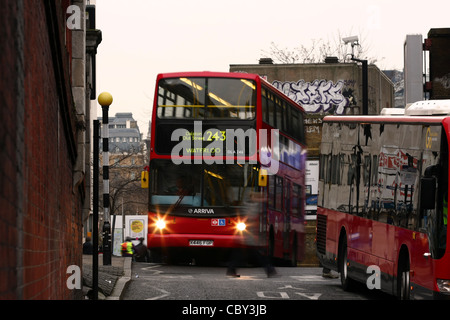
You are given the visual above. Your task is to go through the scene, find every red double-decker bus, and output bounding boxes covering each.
[143,71,306,265]
[316,100,450,299]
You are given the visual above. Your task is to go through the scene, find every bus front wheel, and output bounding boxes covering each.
[338,234,354,291]
[397,250,411,300]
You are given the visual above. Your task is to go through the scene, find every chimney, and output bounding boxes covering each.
[324,56,339,63]
[259,58,274,65]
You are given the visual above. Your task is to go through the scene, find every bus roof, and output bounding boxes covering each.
[323,115,446,124]
[380,108,405,115]
[156,71,278,90]
[405,99,450,116]
[157,71,260,80]
[324,99,450,125]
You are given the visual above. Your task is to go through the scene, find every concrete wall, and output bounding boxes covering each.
[231,62,394,114]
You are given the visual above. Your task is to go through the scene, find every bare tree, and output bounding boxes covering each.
[262,30,380,65]
[99,145,148,217]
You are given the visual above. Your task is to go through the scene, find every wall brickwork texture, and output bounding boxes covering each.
[0,0,84,299]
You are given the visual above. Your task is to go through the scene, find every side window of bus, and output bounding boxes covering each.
[319,154,326,182]
[275,176,283,212]
[371,155,378,186]
[320,153,332,184]
[292,183,302,217]
[267,92,275,127]
[261,89,268,123]
[268,175,275,209]
[363,155,371,187]
[291,108,300,142]
[297,110,305,144]
[275,97,283,130]
[331,155,342,185]
[268,175,283,211]
[282,101,289,133]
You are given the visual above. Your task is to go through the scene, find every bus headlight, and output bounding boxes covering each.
[155,219,166,230]
[437,279,450,294]
[236,222,246,231]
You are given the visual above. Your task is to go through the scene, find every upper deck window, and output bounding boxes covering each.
[157,77,256,120]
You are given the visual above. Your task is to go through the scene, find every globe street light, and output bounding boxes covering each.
[98,92,113,265]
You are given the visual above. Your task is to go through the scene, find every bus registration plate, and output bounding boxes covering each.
[189,240,213,246]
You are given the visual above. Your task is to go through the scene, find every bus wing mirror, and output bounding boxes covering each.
[259,169,268,187]
[141,171,149,189]
[420,176,436,210]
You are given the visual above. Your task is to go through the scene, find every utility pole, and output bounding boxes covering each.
[92,120,99,300]
[343,36,369,115]
[351,57,368,115]
[98,92,113,265]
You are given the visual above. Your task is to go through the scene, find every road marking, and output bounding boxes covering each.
[140,275,194,279]
[291,275,327,282]
[160,275,194,279]
[141,264,163,275]
[257,291,290,299]
[295,292,322,300]
[145,288,170,300]
[256,277,328,300]
[229,275,262,281]
[277,285,305,290]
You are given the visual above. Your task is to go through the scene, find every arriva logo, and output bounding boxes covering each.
[188,208,215,214]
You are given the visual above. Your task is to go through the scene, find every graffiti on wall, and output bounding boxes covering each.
[272,79,353,115]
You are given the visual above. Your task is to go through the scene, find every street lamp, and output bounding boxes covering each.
[98,92,113,265]
[343,36,368,115]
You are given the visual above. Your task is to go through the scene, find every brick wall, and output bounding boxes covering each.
[0,0,22,301]
[0,0,84,299]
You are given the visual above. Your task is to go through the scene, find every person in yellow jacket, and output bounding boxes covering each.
[121,237,135,257]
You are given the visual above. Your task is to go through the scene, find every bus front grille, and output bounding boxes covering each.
[316,214,327,255]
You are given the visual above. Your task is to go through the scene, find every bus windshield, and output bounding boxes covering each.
[156,77,256,120]
[149,159,259,214]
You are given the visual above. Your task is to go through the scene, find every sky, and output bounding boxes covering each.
[93,0,450,137]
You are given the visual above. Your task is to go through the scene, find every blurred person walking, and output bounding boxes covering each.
[227,191,276,277]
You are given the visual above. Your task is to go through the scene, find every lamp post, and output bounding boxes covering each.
[92,120,100,299]
[98,92,113,265]
[351,57,368,115]
[343,36,369,115]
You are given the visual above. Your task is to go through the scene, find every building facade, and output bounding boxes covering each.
[99,113,142,153]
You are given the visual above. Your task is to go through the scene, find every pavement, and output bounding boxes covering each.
[82,254,132,300]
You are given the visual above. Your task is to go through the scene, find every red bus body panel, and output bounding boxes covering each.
[317,113,450,299]
[318,206,436,295]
